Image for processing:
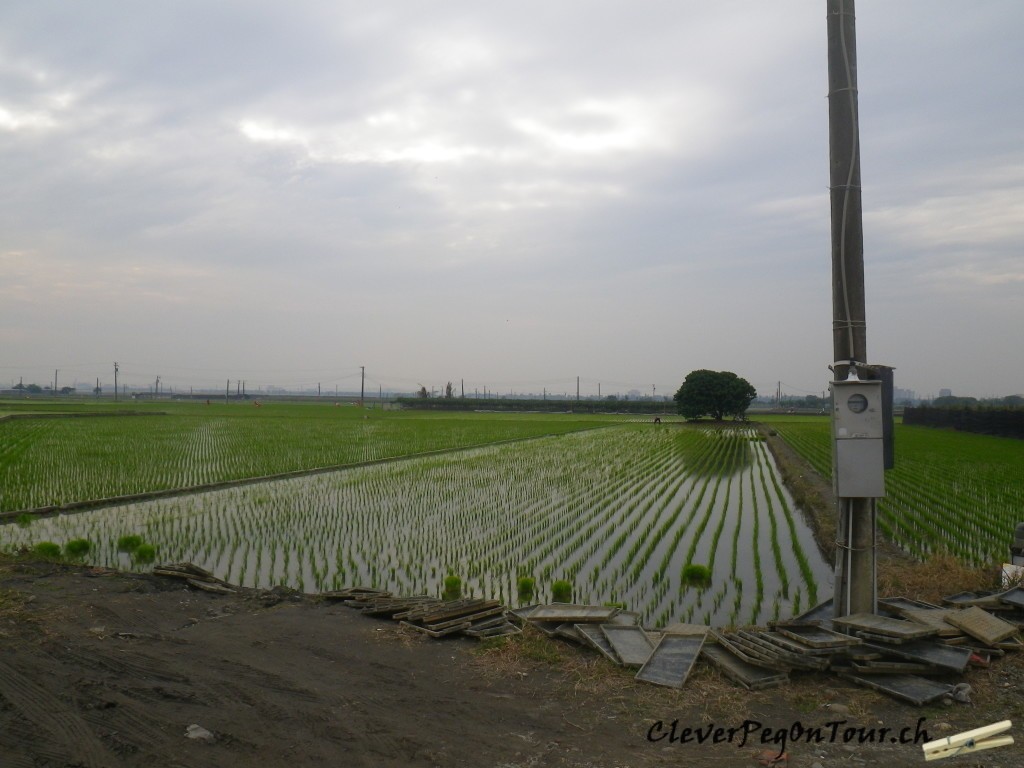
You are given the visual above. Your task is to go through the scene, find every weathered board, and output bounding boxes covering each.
[575,623,620,664]
[601,625,655,667]
[945,606,1019,645]
[839,673,953,706]
[900,608,965,637]
[634,634,705,689]
[832,613,937,640]
[528,605,621,623]
[862,640,972,673]
[774,623,862,649]
[790,598,834,626]
[998,587,1024,609]
[701,644,788,690]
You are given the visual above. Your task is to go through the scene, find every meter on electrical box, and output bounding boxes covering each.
[831,378,885,497]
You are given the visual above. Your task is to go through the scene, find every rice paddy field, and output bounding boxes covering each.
[4,403,1021,627]
[0,402,604,512]
[765,415,1024,567]
[0,402,828,627]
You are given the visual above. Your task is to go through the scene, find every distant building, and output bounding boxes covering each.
[893,387,917,403]
[939,388,953,398]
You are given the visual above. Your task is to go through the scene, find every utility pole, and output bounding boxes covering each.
[360,366,365,405]
[576,376,580,402]
[54,369,58,393]
[827,0,877,618]
[114,362,119,402]
[598,382,601,399]
[155,375,160,396]
[225,379,230,405]
[461,378,464,398]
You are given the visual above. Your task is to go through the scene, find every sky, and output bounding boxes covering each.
[2,1,1022,400]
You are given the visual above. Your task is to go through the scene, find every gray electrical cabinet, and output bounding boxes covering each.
[831,378,885,497]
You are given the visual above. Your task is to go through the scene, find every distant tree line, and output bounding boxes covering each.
[395,396,673,414]
[903,405,1024,439]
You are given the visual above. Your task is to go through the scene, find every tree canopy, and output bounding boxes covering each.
[673,369,757,421]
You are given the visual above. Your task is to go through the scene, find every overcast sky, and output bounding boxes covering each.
[2,1,1021,399]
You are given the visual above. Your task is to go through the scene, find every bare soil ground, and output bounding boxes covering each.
[1,556,1022,768]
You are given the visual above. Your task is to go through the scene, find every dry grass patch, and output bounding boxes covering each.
[878,552,997,604]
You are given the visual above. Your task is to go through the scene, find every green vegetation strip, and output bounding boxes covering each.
[0,403,607,513]
[767,417,1024,567]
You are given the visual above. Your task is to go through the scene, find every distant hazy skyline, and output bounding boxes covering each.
[2,2,1022,400]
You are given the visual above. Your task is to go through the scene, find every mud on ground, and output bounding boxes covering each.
[1,557,1022,767]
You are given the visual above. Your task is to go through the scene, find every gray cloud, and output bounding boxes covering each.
[2,1,1021,398]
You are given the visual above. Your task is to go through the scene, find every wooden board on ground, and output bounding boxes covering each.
[789,598,834,626]
[839,673,953,706]
[575,623,620,664]
[662,623,709,637]
[528,605,621,623]
[862,640,972,673]
[601,625,654,667]
[945,606,1019,645]
[900,608,965,637]
[701,644,787,690]
[635,634,705,689]
[774,623,862,649]
[999,587,1024,609]
[832,613,937,641]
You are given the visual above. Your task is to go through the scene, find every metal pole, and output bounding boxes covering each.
[828,0,875,617]
[360,366,365,405]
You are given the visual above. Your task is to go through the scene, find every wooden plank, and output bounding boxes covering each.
[832,613,937,640]
[945,606,1019,645]
[712,632,790,671]
[839,673,952,706]
[861,640,972,673]
[757,632,838,657]
[998,587,1024,609]
[900,608,965,637]
[398,620,471,638]
[662,623,710,638]
[789,598,834,626]
[735,631,829,671]
[528,605,621,623]
[635,634,705,689]
[601,625,654,667]
[774,623,862,648]
[575,623,621,664]
[701,644,788,690]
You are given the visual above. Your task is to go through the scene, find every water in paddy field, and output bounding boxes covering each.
[0,427,833,628]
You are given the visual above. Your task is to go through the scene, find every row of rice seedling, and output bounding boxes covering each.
[0,424,831,627]
[0,408,604,512]
[768,418,1024,567]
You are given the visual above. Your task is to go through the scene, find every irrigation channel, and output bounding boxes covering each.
[0,425,833,628]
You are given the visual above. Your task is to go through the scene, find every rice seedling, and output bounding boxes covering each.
[63,538,92,558]
[443,574,462,600]
[133,543,157,563]
[551,579,573,603]
[33,541,62,558]
[117,534,144,552]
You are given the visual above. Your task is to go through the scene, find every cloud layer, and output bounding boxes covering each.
[2,1,1021,398]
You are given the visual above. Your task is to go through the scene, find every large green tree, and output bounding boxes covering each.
[673,369,757,421]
